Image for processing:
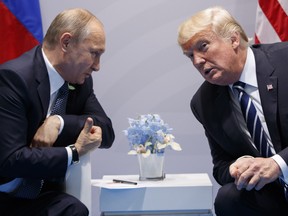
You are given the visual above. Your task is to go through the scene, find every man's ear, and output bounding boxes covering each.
[60,33,72,52]
[231,32,240,49]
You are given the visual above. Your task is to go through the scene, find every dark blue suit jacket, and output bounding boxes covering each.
[0,46,115,183]
[191,42,288,186]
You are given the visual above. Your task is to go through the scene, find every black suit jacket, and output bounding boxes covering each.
[191,42,288,185]
[0,46,115,183]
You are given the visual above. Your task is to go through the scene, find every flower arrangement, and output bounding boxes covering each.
[123,114,182,157]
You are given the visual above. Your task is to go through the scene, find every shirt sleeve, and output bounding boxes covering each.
[65,146,72,167]
[272,154,288,182]
[55,115,64,134]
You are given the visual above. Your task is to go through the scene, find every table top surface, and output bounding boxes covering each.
[91,173,212,189]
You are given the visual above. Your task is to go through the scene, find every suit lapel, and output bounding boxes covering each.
[253,47,282,152]
[214,86,260,155]
[34,47,50,117]
[37,80,50,116]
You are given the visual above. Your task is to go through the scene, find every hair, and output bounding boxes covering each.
[177,6,248,48]
[43,8,103,49]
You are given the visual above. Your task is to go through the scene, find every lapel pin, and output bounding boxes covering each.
[266,84,273,91]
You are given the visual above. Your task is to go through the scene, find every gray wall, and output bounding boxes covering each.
[39,0,257,215]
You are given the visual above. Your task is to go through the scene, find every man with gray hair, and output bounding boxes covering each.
[0,8,115,216]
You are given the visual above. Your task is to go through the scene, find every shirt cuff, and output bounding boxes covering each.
[272,154,288,181]
[65,146,72,167]
[55,115,64,135]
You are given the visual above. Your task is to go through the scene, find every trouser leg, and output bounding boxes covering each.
[0,191,88,216]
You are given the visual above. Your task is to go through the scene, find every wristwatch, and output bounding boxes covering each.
[69,144,79,165]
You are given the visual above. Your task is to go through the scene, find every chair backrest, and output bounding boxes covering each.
[65,152,92,212]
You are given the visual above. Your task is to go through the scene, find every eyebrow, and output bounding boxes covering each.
[91,47,105,53]
[182,41,197,55]
[182,36,204,52]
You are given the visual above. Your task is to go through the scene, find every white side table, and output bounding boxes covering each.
[92,173,213,215]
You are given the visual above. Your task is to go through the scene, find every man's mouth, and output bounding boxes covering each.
[204,68,213,75]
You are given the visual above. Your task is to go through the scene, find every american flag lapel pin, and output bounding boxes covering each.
[266,84,273,91]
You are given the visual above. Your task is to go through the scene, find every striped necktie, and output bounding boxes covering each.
[233,81,273,157]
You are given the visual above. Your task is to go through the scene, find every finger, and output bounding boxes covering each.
[229,163,239,178]
[92,127,102,144]
[236,180,247,190]
[236,165,250,175]
[90,126,101,134]
[232,164,250,181]
[245,175,260,191]
[83,117,94,133]
[255,179,266,191]
[235,174,250,190]
[230,168,239,178]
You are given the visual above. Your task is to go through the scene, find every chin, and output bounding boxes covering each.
[78,79,86,85]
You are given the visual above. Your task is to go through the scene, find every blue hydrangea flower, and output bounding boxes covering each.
[123,114,182,157]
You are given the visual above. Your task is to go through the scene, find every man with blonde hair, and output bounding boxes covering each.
[178,6,288,216]
[0,8,115,216]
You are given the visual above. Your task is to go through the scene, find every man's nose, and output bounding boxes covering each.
[92,58,100,71]
[193,54,205,66]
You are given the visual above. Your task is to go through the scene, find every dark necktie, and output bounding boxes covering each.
[50,82,69,115]
[233,81,288,199]
[48,82,69,184]
[233,81,273,157]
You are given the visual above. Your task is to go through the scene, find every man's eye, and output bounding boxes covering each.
[199,42,208,51]
[184,51,193,59]
[91,51,99,56]
[188,53,194,59]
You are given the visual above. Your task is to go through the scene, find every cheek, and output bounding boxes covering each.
[73,51,91,64]
[82,56,94,67]
[214,50,234,67]
[74,57,92,70]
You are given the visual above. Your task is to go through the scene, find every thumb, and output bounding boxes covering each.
[83,117,94,133]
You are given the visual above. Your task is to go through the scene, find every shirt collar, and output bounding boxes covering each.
[238,47,257,88]
[42,49,65,96]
